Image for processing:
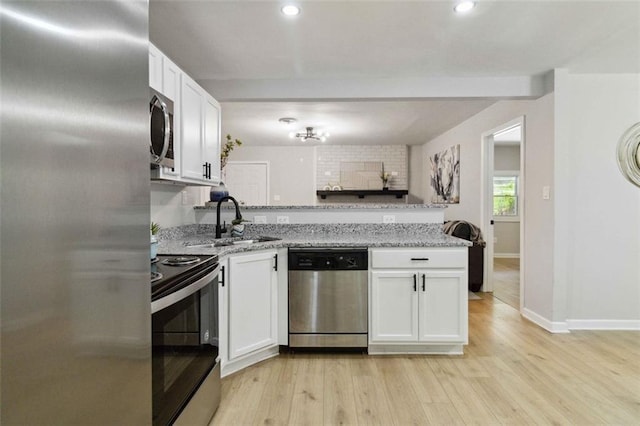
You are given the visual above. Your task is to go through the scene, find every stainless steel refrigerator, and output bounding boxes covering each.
[1,1,151,423]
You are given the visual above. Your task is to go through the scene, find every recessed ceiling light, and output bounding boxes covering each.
[281,5,300,16]
[454,1,476,13]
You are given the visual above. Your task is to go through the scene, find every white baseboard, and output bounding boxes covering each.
[368,343,464,355]
[567,319,640,330]
[494,253,520,259]
[522,308,569,333]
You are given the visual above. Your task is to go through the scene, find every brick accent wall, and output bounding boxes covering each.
[316,145,408,190]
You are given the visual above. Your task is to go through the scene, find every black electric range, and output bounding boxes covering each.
[151,254,219,302]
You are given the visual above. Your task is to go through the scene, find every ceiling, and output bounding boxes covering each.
[150,1,640,146]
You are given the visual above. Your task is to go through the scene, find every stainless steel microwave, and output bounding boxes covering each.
[150,88,174,168]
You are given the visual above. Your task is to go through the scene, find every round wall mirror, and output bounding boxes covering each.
[617,122,640,188]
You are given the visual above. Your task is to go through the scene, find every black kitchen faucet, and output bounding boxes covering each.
[215,195,242,238]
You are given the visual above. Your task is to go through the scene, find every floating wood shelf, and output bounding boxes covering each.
[316,189,408,199]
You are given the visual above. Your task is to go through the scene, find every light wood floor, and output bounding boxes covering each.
[493,257,520,309]
[212,296,640,425]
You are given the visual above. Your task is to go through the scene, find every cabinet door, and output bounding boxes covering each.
[203,96,221,185]
[155,57,182,179]
[180,74,205,181]
[162,57,180,102]
[148,43,163,91]
[418,270,466,343]
[370,271,418,342]
[228,251,278,360]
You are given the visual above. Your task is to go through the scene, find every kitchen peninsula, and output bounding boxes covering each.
[158,204,470,377]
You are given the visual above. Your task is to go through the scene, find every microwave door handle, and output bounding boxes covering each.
[151,95,170,161]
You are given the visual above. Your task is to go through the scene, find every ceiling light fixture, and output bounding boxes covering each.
[454,1,476,13]
[289,127,330,143]
[281,5,300,16]
[278,117,297,126]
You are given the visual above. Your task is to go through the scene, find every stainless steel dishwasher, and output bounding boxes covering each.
[288,248,368,348]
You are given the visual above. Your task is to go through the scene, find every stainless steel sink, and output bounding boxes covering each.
[186,236,281,249]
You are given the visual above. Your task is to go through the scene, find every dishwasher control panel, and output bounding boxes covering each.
[288,248,368,270]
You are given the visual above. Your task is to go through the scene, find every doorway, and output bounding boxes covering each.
[481,118,525,311]
[224,161,269,206]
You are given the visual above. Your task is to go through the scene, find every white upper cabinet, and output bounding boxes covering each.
[149,43,221,186]
[180,74,205,182]
[204,96,222,184]
[180,74,221,185]
[148,43,163,92]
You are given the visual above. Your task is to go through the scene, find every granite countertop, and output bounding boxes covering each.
[197,203,447,210]
[157,223,471,257]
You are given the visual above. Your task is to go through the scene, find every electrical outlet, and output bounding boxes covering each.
[181,190,189,205]
[254,216,267,224]
[493,237,498,244]
[276,216,289,224]
[391,171,398,176]
[383,215,396,224]
[324,171,331,176]
[542,186,551,200]
[273,195,281,201]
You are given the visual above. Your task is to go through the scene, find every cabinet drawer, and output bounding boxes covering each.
[371,248,466,269]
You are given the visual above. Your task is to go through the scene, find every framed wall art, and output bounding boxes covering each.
[430,144,460,204]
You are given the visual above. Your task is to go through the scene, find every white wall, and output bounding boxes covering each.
[495,145,520,170]
[557,72,640,326]
[226,145,316,206]
[421,95,555,320]
[151,183,209,228]
[494,222,520,256]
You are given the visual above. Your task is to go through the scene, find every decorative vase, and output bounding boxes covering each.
[210,181,229,202]
[382,186,389,191]
[150,234,158,260]
[230,224,245,237]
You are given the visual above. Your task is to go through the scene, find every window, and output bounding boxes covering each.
[493,175,518,217]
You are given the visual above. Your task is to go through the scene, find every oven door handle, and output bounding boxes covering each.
[151,264,220,314]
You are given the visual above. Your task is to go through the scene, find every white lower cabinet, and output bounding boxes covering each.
[369,248,468,353]
[227,250,278,360]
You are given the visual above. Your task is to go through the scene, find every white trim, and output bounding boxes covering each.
[368,344,464,355]
[567,319,640,330]
[522,308,570,333]
[494,253,520,259]
[480,116,525,304]
[494,217,520,223]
